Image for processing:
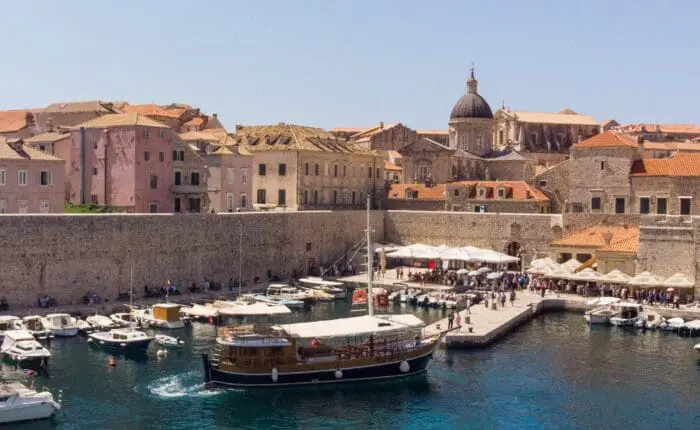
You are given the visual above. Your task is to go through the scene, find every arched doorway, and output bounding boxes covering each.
[505,241,523,271]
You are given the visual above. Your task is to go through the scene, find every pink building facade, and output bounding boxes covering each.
[205,145,253,212]
[0,138,65,213]
[68,113,175,213]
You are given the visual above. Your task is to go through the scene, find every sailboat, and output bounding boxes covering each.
[202,196,448,388]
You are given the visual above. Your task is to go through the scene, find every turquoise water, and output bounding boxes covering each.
[5,304,700,429]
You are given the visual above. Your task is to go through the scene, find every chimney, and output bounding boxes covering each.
[235,124,243,132]
[233,144,240,155]
[45,115,54,132]
[212,113,218,119]
[379,121,384,129]
[602,232,613,246]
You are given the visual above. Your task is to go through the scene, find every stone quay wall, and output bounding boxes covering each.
[0,211,384,307]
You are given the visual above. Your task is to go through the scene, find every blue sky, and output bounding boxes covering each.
[1,1,698,130]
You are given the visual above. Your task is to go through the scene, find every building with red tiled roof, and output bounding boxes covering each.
[445,180,550,213]
[0,110,36,138]
[550,225,639,275]
[384,160,403,183]
[386,183,446,211]
[612,123,700,141]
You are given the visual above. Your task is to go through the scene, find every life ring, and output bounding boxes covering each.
[399,360,410,373]
[352,289,368,304]
[376,294,389,307]
[271,368,279,382]
[334,369,343,379]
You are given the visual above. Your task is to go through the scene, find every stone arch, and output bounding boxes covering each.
[505,241,524,270]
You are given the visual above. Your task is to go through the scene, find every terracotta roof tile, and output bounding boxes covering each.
[0,110,33,133]
[417,130,449,135]
[631,152,700,176]
[183,117,205,127]
[121,104,187,119]
[349,123,399,139]
[614,123,700,135]
[43,100,117,114]
[330,127,371,133]
[25,131,70,143]
[574,131,638,149]
[388,183,446,201]
[552,225,639,252]
[384,160,402,171]
[73,112,170,129]
[511,111,598,126]
[446,181,549,201]
[0,137,63,161]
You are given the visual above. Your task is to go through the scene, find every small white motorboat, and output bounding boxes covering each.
[609,302,644,327]
[660,317,684,332]
[0,316,20,340]
[584,297,620,325]
[74,318,93,335]
[694,343,700,356]
[388,291,402,302]
[88,328,153,351]
[110,312,139,328]
[86,315,118,331]
[131,304,184,329]
[15,316,53,340]
[636,312,664,330]
[0,382,61,424]
[679,320,700,337]
[1,330,51,369]
[154,334,185,347]
[41,313,79,337]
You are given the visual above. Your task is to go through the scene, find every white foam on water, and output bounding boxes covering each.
[135,371,222,399]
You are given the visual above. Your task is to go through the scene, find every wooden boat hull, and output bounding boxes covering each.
[203,344,438,388]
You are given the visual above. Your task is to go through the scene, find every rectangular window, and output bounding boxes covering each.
[333,165,338,177]
[352,191,356,205]
[256,189,266,204]
[174,171,182,185]
[313,190,318,204]
[453,189,459,197]
[333,190,338,204]
[615,197,625,214]
[278,189,286,206]
[150,175,158,189]
[368,167,372,178]
[240,193,247,208]
[191,172,200,186]
[17,200,28,214]
[600,161,605,170]
[92,167,98,176]
[376,168,380,179]
[343,165,347,177]
[172,150,177,161]
[39,200,49,213]
[159,129,165,139]
[178,151,185,161]
[144,151,150,161]
[18,169,27,186]
[591,197,601,210]
[639,197,650,214]
[149,203,158,213]
[539,180,547,187]
[159,152,164,162]
[0,200,5,213]
[314,164,319,176]
[144,129,150,138]
[279,163,286,176]
[0,169,5,186]
[498,189,504,198]
[90,194,98,204]
[241,168,248,184]
[174,197,181,212]
[304,163,309,176]
[680,198,691,215]
[227,168,235,184]
[303,190,309,205]
[258,164,266,176]
[227,193,234,212]
[39,170,52,186]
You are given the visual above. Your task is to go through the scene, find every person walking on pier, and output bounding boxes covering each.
[447,309,454,329]
[466,298,471,314]
[509,290,516,306]
[455,313,461,328]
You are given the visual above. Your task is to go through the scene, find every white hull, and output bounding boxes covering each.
[584,313,609,325]
[141,317,184,329]
[49,327,79,337]
[0,401,57,424]
[610,317,640,327]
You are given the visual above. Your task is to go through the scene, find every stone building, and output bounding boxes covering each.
[384,159,403,184]
[0,136,65,213]
[25,131,71,157]
[601,119,620,132]
[448,69,494,156]
[530,160,569,213]
[343,123,418,152]
[171,138,208,213]
[484,149,537,181]
[445,181,550,213]
[629,153,700,215]
[386,183,446,211]
[399,137,483,184]
[0,110,37,139]
[231,123,385,210]
[492,108,599,153]
[36,100,122,131]
[613,123,700,141]
[68,112,176,213]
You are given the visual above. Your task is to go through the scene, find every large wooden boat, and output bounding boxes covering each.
[202,315,445,388]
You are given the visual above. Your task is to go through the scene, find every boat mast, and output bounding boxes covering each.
[366,194,374,317]
[129,266,133,308]
[238,214,243,299]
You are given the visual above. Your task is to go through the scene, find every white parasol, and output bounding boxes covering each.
[560,258,582,272]
[544,266,574,280]
[477,267,492,274]
[662,272,694,289]
[597,269,632,284]
[627,271,664,287]
[571,268,600,282]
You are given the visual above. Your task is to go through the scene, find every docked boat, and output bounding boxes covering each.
[88,328,153,351]
[180,304,220,322]
[298,277,347,300]
[609,302,644,327]
[679,320,700,337]
[262,284,316,307]
[660,317,684,332]
[110,312,140,328]
[131,303,184,329]
[0,382,61,424]
[252,293,306,309]
[154,334,185,347]
[636,311,664,330]
[86,315,118,331]
[695,343,700,356]
[0,316,20,340]
[16,316,53,340]
[1,330,51,369]
[41,313,79,337]
[584,297,621,325]
[75,318,93,335]
[213,300,292,317]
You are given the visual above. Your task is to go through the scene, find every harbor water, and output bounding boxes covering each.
[4,303,699,429]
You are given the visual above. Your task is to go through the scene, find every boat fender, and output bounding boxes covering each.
[334,369,343,379]
[108,356,117,367]
[399,360,410,373]
[271,368,279,382]
[87,338,93,342]
[100,341,105,345]
[120,343,127,347]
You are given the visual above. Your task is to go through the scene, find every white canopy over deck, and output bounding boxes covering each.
[298,277,344,287]
[275,314,425,340]
[214,300,292,316]
[180,304,220,318]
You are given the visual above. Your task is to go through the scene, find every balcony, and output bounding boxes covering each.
[172,184,207,194]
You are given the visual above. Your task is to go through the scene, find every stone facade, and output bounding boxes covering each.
[171,139,208,213]
[445,181,550,214]
[530,160,569,213]
[400,138,482,184]
[204,146,253,213]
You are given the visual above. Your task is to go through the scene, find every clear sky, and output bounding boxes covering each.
[1,1,698,130]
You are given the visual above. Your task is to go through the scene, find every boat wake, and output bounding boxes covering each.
[134,371,222,399]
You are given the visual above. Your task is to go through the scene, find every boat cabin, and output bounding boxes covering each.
[150,304,181,323]
[109,329,149,341]
[267,285,301,296]
[614,302,643,319]
[0,316,19,331]
[22,316,45,331]
[44,313,72,328]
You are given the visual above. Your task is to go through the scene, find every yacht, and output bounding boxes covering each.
[584,297,621,325]
[609,302,644,327]
[131,303,184,329]
[75,318,93,335]
[1,330,51,369]
[0,316,20,340]
[0,382,61,424]
[41,313,79,337]
[213,300,291,318]
[15,316,53,340]
[88,328,153,351]
[298,277,347,300]
[86,315,119,331]
[660,317,684,332]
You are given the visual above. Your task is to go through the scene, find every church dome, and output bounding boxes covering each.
[450,92,493,120]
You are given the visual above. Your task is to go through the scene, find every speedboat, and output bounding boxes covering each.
[110,312,139,328]
[74,318,93,335]
[297,277,347,300]
[679,320,700,337]
[154,334,185,347]
[86,315,118,331]
[264,285,316,307]
[0,316,20,340]
[388,291,402,302]
[88,328,153,351]
[0,382,61,424]
[41,313,79,337]
[213,300,291,318]
[584,297,620,325]
[660,317,684,332]
[15,316,53,340]
[1,330,51,369]
[609,302,643,327]
[636,311,664,330]
[252,294,305,309]
[131,304,184,329]
[415,294,431,307]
